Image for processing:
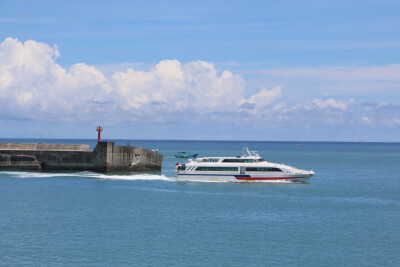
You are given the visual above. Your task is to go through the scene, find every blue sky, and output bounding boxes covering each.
[0,0,399,141]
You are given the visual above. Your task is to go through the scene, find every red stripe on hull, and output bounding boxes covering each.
[235,176,305,181]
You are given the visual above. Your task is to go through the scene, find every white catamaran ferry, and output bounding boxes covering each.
[175,147,315,183]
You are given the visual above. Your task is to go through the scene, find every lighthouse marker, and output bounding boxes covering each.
[96,125,103,143]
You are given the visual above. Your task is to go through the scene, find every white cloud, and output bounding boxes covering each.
[112,60,246,113]
[0,38,250,121]
[393,118,400,125]
[283,98,355,113]
[240,87,282,111]
[0,38,113,120]
[312,98,354,111]
[362,116,372,125]
[0,37,399,134]
[250,64,400,100]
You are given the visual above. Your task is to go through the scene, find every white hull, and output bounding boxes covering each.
[176,174,312,183]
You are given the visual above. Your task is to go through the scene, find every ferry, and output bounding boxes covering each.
[175,147,314,183]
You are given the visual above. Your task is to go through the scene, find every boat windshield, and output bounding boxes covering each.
[222,159,254,163]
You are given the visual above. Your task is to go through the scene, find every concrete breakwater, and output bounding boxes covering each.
[0,142,163,172]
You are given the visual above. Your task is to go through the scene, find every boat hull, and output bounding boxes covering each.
[176,173,313,183]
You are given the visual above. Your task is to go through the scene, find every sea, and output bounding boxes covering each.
[0,139,399,266]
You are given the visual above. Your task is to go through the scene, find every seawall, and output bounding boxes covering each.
[0,142,162,172]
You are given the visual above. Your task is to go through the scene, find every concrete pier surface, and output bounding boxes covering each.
[0,142,163,172]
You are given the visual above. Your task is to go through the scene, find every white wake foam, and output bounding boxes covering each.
[0,171,77,178]
[0,171,175,181]
[82,172,174,181]
[1,171,303,184]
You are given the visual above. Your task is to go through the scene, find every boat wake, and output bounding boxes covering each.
[83,172,174,181]
[0,171,77,179]
[0,171,174,181]
[1,171,303,183]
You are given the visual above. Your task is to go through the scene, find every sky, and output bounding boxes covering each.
[0,0,399,141]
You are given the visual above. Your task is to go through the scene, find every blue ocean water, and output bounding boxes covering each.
[0,139,399,266]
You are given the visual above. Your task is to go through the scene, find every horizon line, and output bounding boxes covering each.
[0,138,398,144]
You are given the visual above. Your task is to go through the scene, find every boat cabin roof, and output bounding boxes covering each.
[191,156,266,163]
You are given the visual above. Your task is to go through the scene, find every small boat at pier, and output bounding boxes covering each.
[175,151,199,158]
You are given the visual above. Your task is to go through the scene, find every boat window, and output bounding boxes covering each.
[246,167,282,172]
[177,164,186,171]
[195,167,238,171]
[203,158,219,162]
[222,159,254,163]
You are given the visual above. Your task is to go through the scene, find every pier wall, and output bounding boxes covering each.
[0,142,162,172]
[0,143,89,151]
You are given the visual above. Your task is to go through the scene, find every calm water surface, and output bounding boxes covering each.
[0,139,399,266]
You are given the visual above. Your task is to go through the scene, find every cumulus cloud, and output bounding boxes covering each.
[312,98,354,111]
[0,37,399,132]
[0,38,112,120]
[285,98,355,114]
[240,87,282,111]
[0,38,252,122]
[112,60,246,113]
